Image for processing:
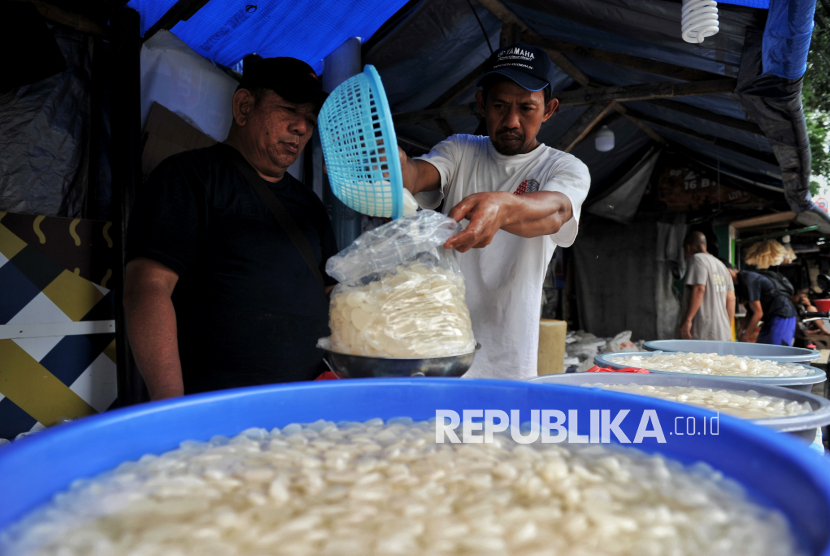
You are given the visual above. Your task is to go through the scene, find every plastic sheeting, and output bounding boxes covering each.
[367,0,790,198]
[572,215,681,341]
[127,0,410,71]
[586,146,661,224]
[736,27,816,214]
[366,0,504,113]
[0,27,90,217]
[504,0,767,76]
[763,0,816,78]
[140,31,238,142]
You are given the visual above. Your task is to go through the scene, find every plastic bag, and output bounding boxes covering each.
[607,330,637,352]
[325,211,475,358]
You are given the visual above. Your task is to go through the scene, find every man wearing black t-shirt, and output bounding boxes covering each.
[124,58,337,400]
[726,266,797,346]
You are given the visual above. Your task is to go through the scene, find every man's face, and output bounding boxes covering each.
[237,89,317,173]
[475,80,556,156]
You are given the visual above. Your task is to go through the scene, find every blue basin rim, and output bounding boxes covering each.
[596,352,827,387]
[530,373,830,434]
[0,379,829,555]
[643,340,821,362]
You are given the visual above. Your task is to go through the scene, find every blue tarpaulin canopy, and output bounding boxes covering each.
[126,0,411,72]
[117,0,821,215]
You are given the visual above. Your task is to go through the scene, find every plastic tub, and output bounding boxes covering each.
[530,373,830,441]
[814,299,830,312]
[1,379,830,555]
[596,351,827,392]
[643,340,820,362]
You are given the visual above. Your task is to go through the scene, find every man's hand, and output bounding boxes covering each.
[445,192,510,252]
[680,319,694,340]
[445,190,572,252]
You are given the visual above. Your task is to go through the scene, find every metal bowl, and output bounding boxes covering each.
[317,338,480,378]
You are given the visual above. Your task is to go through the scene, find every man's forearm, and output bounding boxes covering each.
[726,294,736,328]
[500,191,573,237]
[682,286,705,324]
[742,313,763,339]
[399,151,440,195]
[124,286,184,400]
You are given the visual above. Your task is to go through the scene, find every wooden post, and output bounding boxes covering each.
[322,38,363,250]
[142,0,212,40]
[612,104,665,144]
[110,7,147,406]
[474,0,591,86]
[553,102,616,152]
[623,108,778,166]
[500,22,522,47]
[556,79,737,106]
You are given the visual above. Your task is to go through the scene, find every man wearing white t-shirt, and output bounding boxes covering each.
[398,42,590,379]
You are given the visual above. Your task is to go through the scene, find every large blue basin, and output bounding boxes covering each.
[644,339,821,362]
[1,379,829,554]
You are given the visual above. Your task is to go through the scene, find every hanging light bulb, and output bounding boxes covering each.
[595,126,615,152]
[681,0,719,44]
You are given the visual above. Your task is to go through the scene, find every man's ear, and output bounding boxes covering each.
[475,89,486,119]
[231,88,255,126]
[543,98,559,122]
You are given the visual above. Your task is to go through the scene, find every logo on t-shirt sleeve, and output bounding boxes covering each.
[513,179,540,195]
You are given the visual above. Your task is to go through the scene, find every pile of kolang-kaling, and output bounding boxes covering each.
[610,352,812,378]
[324,210,475,358]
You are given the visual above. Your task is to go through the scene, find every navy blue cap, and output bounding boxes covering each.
[475,43,556,92]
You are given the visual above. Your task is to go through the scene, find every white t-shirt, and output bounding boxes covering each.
[415,134,590,379]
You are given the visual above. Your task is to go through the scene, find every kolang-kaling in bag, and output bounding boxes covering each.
[323,210,475,358]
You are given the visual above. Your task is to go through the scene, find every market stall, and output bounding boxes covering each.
[3,0,830,554]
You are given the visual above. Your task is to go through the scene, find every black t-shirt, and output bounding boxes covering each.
[738,270,796,319]
[126,144,338,393]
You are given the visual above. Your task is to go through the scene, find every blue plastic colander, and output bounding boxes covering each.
[318,65,404,219]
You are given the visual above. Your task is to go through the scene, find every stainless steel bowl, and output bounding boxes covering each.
[317,338,480,378]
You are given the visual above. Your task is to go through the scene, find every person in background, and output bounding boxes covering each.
[792,289,830,346]
[398,43,591,379]
[679,231,735,341]
[726,264,797,345]
[124,58,337,401]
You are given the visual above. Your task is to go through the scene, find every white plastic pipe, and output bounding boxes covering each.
[681,0,720,44]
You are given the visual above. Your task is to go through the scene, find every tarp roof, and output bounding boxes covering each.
[37,0,820,219]
[364,0,815,212]
[125,0,411,73]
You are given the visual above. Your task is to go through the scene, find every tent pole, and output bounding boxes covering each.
[110,7,147,407]
[322,38,363,251]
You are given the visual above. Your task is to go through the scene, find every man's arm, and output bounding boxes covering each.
[805,304,830,335]
[739,300,763,342]
[444,191,573,252]
[680,284,706,339]
[399,147,441,195]
[124,257,183,401]
[726,290,736,333]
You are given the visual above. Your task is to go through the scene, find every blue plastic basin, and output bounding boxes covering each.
[597,351,827,391]
[643,340,821,362]
[1,379,829,555]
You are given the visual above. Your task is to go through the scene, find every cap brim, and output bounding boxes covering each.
[279,86,329,109]
[475,68,549,92]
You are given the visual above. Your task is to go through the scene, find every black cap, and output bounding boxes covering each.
[475,43,556,92]
[238,57,328,108]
